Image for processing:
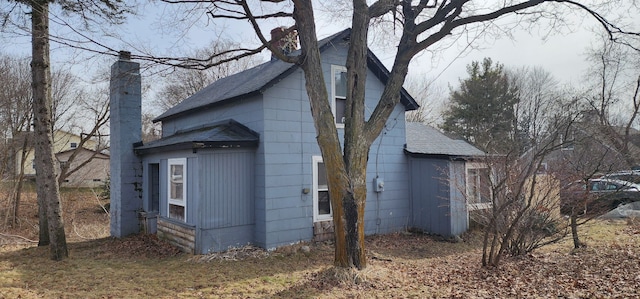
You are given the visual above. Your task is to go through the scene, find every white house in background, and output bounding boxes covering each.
[12,130,109,187]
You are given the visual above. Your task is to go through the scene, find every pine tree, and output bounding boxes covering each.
[441,58,520,154]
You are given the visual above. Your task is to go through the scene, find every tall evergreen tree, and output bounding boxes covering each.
[441,58,520,154]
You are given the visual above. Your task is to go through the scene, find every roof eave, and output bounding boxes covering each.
[366,49,419,111]
[135,140,259,156]
[404,149,483,160]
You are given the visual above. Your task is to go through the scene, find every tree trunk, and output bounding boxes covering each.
[30,0,68,260]
[7,132,31,226]
[570,213,582,249]
[290,0,414,270]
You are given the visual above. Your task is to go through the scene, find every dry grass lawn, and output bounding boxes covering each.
[1,187,640,298]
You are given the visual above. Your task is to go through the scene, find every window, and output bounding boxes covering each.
[331,65,347,127]
[313,156,332,222]
[467,163,491,210]
[560,131,574,150]
[167,158,187,221]
[149,163,160,212]
[70,142,78,149]
[536,162,548,174]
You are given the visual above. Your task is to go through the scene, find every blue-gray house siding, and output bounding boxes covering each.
[405,122,485,237]
[408,157,468,237]
[197,150,255,253]
[118,29,485,254]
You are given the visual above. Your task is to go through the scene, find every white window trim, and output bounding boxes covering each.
[167,158,187,222]
[466,162,492,211]
[330,65,347,129]
[312,156,332,222]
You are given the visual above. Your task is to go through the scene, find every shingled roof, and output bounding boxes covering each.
[155,28,418,122]
[134,119,259,155]
[405,122,484,158]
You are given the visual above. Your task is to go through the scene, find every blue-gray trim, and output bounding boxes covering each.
[154,28,418,122]
[134,119,259,155]
[366,48,418,111]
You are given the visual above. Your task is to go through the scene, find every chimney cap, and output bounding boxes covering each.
[118,51,132,61]
[270,27,298,59]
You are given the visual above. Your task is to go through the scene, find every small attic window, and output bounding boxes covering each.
[331,65,347,127]
[70,142,78,149]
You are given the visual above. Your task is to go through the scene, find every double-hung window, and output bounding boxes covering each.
[168,158,187,221]
[313,156,332,222]
[331,65,347,127]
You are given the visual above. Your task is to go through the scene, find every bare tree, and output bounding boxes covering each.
[558,37,640,249]
[134,0,638,270]
[510,66,561,150]
[0,53,32,227]
[582,36,640,167]
[155,40,260,111]
[56,90,110,186]
[460,66,575,267]
[5,0,132,260]
[404,76,445,124]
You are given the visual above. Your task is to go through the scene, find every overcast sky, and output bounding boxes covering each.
[1,1,636,115]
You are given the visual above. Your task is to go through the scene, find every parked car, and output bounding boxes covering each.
[560,178,640,215]
[600,170,640,184]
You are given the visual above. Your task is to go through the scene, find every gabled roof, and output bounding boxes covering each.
[56,147,110,158]
[155,28,419,122]
[134,119,259,155]
[405,122,485,158]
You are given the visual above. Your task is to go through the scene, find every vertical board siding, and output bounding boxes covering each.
[410,157,454,236]
[199,149,255,229]
[449,161,469,235]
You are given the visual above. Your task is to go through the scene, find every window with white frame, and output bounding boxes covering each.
[313,156,332,222]
[466,163,491,210]
[331,65,347,127]
[560,130,575,150]
[167,158,187,221]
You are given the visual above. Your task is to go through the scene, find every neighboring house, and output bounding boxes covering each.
[541,115,640,185]
[12,130,108,187]
[56,148,110,188]
[109,29,487,254]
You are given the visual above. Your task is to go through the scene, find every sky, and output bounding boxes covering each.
[1,1,636,116]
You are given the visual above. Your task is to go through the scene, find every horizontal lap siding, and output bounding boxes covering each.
[364,108,411,235]
[262,67,314,249]
[161,96,264,137]
[157,218,196,254]
[260,43,411,249]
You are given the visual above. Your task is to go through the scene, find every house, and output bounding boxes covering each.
[11,130,109,187]
[55,148,110,188]
[108,29,486,254]
[541,113,640,185]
